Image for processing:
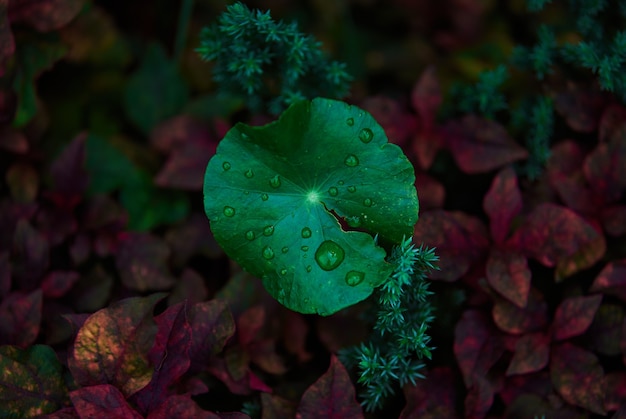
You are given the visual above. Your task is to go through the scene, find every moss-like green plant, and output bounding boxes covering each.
[196,2,352,115]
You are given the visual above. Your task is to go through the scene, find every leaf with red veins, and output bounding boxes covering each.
[48,133,88,209]
[41,270,79,298]
[590,260,626,302]
[187,299,235,373]
[464,375,494,419]
[400,367,459,419]
[483,166,522,244]
[412,65,442,133]
[443,115,528,174]
[70,384,143,419]
[0,289,42,346]
[131,301,192,415]
[361,95,417,146]
[552,294,602,341]
[68,294,164,397]
[601,205,626,236]
[509,203,606,278]
[414,210,489,281]
[415,173,445,210]
[146,394,221,419]
[486,249,531,308]
[550,343,606,415]
[115,232,175,292]
[553,86,607,133]
[296,355,363,419]
[8,0,84,32]
[506,332,550,376]
[492,288,548,335]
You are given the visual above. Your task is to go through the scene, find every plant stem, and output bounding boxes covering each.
[174,0,194,63]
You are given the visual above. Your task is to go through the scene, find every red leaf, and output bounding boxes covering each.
[11,219,49,288]
[249,339,287,375]
[552,294,602,341]
[550,343,606,415]
[443,115,528,173]
[464,375,494,419]
[8,0,84,32]
[508,203,606,280]
[412,65,442,133]
[41,270,79,298]
[295,355,363,419]
[361,95,416,146]
[0,289,42,347]
[549,171,600,215]
[413,210,489,281]
[500,371,553,406]
[131,301,192,415]
[168,268,209,306]
[238,305,265,347]
[453,310,491,387]
[584,142,625,204]
[68,294,164,397]
[486,249,531,308]
[492,288,548,334]
[553,86,607,133]
[506,332,550,376]
[604,372,626,412]
[415,173,445,210]
[547,139,586,176]
[601,205,626,236]
[115,232,176,292]
[400,367,459,419]
[483,166,522,244]
[599,104,626,142]
[70,384,143,419]
[261,393,298,419]
[590,260,626,302]
[146,394,220,419]
[413,128,445,170]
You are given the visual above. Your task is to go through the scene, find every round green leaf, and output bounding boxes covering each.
[204,98,418,315]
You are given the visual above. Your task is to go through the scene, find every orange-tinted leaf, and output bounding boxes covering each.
[443,115,528,173]
[295,355,363,419]
[492,288,548,334]
[261,393,298,419]
[553,86,607,133]
[509,203,606,279]
[506,332,550,376]
[400,367,459,419]
[486,249,531,308]
[70,384,142,419]
[415,173,445,210]
[552,294,602,341]
[68,294,164,397]
[361,95,417,146]
[550,343,606,415]
[131,302,192,415]
[590,260,626,302]
[413,210,489,281]
[115,232,175,292]
[146,394,220,419]
[8,0,84,32]
[0,289,42,346]
[187,299,235,373]
[41,270,79,298]
[483,166,522,244]
[464,375,493,419]
[601,205,626,236]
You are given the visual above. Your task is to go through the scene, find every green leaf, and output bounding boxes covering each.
[123,43,189,135]
[203,98,418,315]
[0,345,68,417]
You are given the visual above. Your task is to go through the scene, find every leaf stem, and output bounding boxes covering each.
[174,0,194,63]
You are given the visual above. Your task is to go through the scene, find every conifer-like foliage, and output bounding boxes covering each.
[340,238,438,412]
[196,2,352,115]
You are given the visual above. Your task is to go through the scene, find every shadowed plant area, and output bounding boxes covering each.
[1,0,626,418]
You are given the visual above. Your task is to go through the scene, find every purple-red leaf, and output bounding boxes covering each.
[68,294,164,397]
[115,232,175,292]
[483,166,522,244]
[601,205,626,236]
[552,294,602,341]
[361,95,416,146]
[413,210,489,281]
[443,115,528,173]
[131,301,192,415]
[70,384,142,419]
[146,394,221,419]
[453,310,491,387]
[412,65,442,134]
[486,249,531,308]
[604,372,626,413]
[49,133,88,209]
[492,288,548,335]
[295,355,363,419]
[590,260,626,302]
[464,375,494,419]
[415,173,445,210]
[400,367,459,419]
[0,289,42,346]
[11,219,49,289]
[550,343,606,415]
[553,86,607,133]
[8,0,84,32]
[506,332,550,376]
[41,270,79,298]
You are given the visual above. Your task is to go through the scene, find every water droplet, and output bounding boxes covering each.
[306,265,312,272]
[347,185,356,193]
[282,246,289,253]
[245,231,255,241]
[363,198,373,207]
[301,246,309,252]
[347,216,361,227]
[244,169,254,179]
[345,271,365,286]
[344,154,359,167]
[346,117,354,126]
[314,240,345,271]
[301,227,312,238]
[263,225,274,236]
[222,162,231,171]
[338,180,345,185]
[359,128,374,143]
[223,206,235,217]
[261,193,269,201]
[303,297,310,304]
[262,246,274,260]
[269,174,281,188]
[241,132,250,140]
[328,187,338,197]
[280,269,287,275]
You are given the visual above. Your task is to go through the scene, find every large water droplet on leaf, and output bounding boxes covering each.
[306,265,312,272]
[347,185,356,193]
[344,155,359,167]
[269,174,281,188]
[301,246,309,251]
[314,240,345,271]
[261,193,269,201]
[222,162,231,171]
[280,269,287,275]
[282,246,289,253]
[263,225,274,236]
[328,187,338,197]
[301,227,312,238]
[262,246,274,260]
[223,206,235,217]
[363,198,373,207]
[345,270,365,286]
[359,128,374,143]
[245,231,255,241]
[346,117,354,126]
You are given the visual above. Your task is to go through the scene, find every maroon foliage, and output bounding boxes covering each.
[552,295,602,341]
[400,367,459,419]
[70,384,143,419]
